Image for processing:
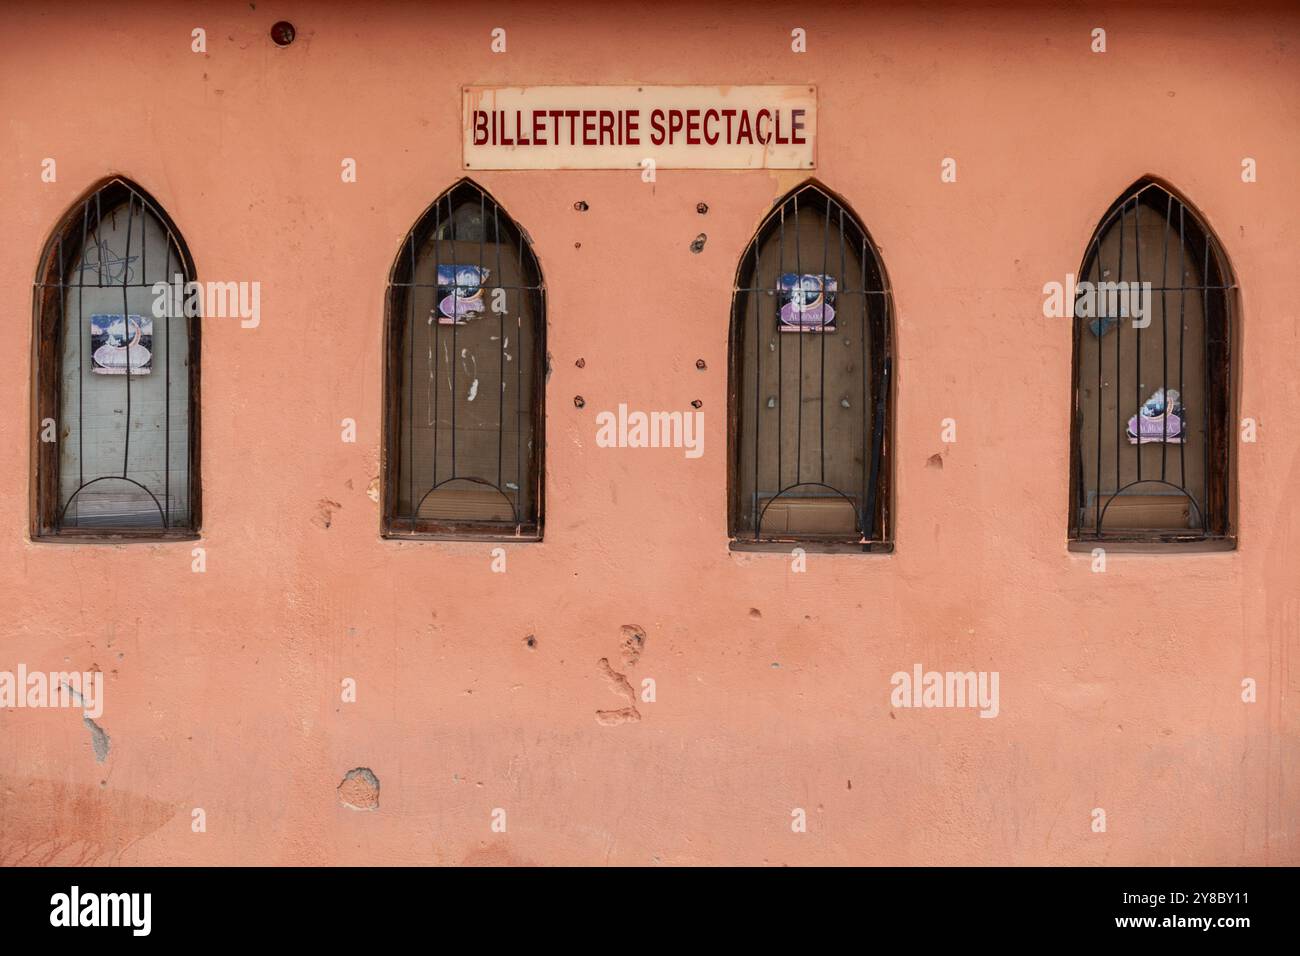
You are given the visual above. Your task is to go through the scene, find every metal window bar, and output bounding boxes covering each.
[35,178,196,534]
[387,180,545,538]
[731,183,892,547]
[1071,180,1235,542]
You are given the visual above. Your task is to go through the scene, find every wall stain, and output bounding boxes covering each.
[0,777,177,865]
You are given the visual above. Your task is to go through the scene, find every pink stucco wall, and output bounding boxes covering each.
[1,1,1296,865]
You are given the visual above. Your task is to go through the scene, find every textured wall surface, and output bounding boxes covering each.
[1,0,1297,865]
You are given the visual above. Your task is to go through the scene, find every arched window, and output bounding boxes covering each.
[383,179,545,539]
[1068,178,1237,548]
[32,178,200,539]
[729,182,893,551]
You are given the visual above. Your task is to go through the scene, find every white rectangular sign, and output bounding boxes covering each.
[463,85,817,170]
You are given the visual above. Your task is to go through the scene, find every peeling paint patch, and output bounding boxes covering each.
[595,658,641,726]
[83,717,110,763]
[313,498,342,528]
[619,624,646,668]
[467,378,479,401]
[61,681,88,708]
[338,767,379,811]
[366,477,380,503]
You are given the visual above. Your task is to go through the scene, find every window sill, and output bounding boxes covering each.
[381,528,542,543]
[729,538,893,555]
[1067,535,1236,554]
[30,529,201,545]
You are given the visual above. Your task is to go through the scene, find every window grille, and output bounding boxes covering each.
[729,182,893,550]
[383,179,545,539]
[1069,179,1236,547]
[32,178,200,539]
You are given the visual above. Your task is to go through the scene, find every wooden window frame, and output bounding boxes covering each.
[727,180,894,554]
[30,177,202,544]
[1066,178,1237,553]
[381,179,546,542]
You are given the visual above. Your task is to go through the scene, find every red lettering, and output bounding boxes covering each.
[755,109,772,144]
[685,108,701,145]
[736,110,753,145]
[650,109,666,146]
[721,109,737,142]
[773,109,790,145]
[473,110,489,146]
[791,109,806,145]
[702,109,719,145]
[667,109,684,143]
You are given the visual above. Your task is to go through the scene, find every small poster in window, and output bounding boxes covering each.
[777,272,836,332]
[89,314,152,375]
[435,265,491,324]
[1127,387,1185,444]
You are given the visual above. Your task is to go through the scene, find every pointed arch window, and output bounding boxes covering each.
[32,178,200,540]
[729,182,893,552]
[1068,179,1237,548]
[383,180,545,539]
